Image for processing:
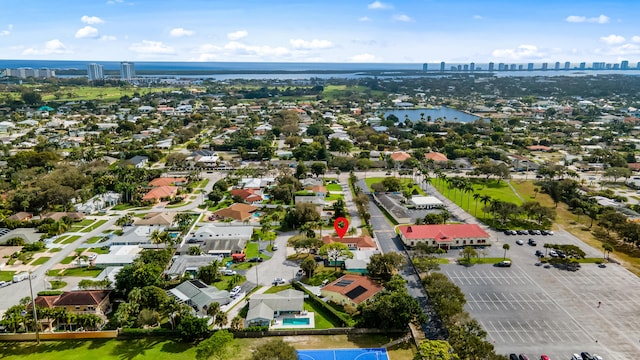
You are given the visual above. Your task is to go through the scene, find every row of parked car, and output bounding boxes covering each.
[509,352,604,360]
[504,229,554,236]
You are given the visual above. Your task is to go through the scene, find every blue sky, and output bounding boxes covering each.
[1,0,640,63]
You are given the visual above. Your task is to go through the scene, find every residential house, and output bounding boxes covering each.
[41,211,85,222]
[230,189,264,204]
[93,245,142,268]
[320,275,383,308]
[167,279,230,312]
[390,151,411,162]
[321,235,377,251]
[246,289,304,327]
[211,203,258,222]
[33,290,112,323]
[142,186,179,203]
[398,224,490,249]
[7,212,33,222]
[126,155,149,168]
[425,152,448,163]
[135,212,176,227]
[180,224,252,256]
[149,177,187,187]
[74,192,121,214]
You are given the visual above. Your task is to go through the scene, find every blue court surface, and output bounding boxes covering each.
[297,348,389,360]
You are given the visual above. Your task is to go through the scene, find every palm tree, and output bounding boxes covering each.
[543,243,552,257]
[230,315,243,331]
[161,298,181,330]
[480,195,492,218]
[150,229,163,248]
[502,243,510,260]
[464,183,474,211]
[472,193,481,216]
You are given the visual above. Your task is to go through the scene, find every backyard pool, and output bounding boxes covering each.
[282,317,310,326]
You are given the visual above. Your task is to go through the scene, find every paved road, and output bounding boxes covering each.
[0,217,118,314]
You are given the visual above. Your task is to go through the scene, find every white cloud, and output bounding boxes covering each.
[100,35,117,41]
[359,16,372,22]
[473,15,483,20]
[368,1,392,10]
[0,24,12,36]
[565,14,609,24]
[170,28,194,37]
[223,41,289,57]
[491,44,545,60]
[392,14,413,22]
[607,43,640,56]
[289,39,333,49]
[631,36,640,43]
[22,39,70,55]
[129,40,175,54]
[349,53,377,62]
[81,16,104,25]
[75,26,99,39]
[600,34,625,45]
[106,0,123,4]
[227,30,248,40]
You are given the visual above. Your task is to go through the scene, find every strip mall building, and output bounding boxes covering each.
[398,224,490,249]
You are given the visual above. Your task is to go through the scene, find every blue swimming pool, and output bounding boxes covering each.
[282,317,310,325]
[297,348,389,360]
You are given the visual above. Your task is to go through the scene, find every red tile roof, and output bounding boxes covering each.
[390,151,411,162]
[526,145,552,152]
[230,189,263,202]
[149,177,187,187]
[142,186,178,201]
[399,224,489,241]
[54,290,111,306]
[212,203,258,221]
[425,152,448,162]
[322,275,383,305]
[322,235,377,249]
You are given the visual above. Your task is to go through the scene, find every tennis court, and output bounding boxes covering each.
[297,348,389,360]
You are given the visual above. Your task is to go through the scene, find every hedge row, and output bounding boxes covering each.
[291,281,350,327]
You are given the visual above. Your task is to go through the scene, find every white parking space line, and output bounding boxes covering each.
[498,321,518,343]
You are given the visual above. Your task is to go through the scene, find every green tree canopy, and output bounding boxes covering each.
[250,338,298,360]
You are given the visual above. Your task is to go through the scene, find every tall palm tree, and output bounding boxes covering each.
[602,243,614,260]
[502,243,510,260]
[480,195,492,218]
[150,229,164,248]
[472,193,481,216]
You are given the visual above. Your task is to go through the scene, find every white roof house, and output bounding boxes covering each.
[189,225,253,242]
[93,245,142,268]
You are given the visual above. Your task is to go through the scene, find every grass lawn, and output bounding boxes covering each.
[31,257,51,265]
[76,219,95,227]
[61,235,81,244]
[53,236,68,244]
[326,193,344,201]
[0,335,413,360]
[0,339,196,360]
[48,248,62,253]
[211,275,246,291]
[432,177,523,217]
[364,177,425,195]
[81,219,108,232]
[0,270,16,282]
[303,301,339,329]
[86,236,103,244]
[326,184,342,192]
[49,280,67,290]
[89,247,110,254]
[459,257,510,265]
[60,256,76,265]
[264,284,292,294]
[245,242,260,258]
[47,267,102,278]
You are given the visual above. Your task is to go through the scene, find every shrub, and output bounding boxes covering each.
[5,238,24,246]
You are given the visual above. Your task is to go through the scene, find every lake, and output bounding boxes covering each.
[378,106,481,123]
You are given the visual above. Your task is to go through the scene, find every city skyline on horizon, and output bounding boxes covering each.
[2,1,640,63]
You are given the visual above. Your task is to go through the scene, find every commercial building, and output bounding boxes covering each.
[87,63,104,81]
[398,224,490,249]
[3,68,55,79]
[120,62,135,80]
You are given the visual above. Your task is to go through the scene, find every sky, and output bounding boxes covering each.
[1,0,640,63]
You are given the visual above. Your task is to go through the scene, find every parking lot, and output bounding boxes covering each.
[440,231,640,360]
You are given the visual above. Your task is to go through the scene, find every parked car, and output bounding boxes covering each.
[220,269,237,276]
[229,286,242,297]
[540,355,550,360]
[571,354,582,360]
[519,354,529,360]
[248,257,263,263]
[549,250,558,257]
[535,250,544,257]
[528,238,537,246]
[528,230,537,235]
[509,354,519,360]
[296,269,304,277]
[272,277,286,285]
[516,239,524,245]
[272,244,278,251]
[517,230,528,235]
[581,352,594,360]
[496,260,512,267]
[591,354,603,360]
[546,230,554,235]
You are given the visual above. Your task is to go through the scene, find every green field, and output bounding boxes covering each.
[326,184,342,192]
[0,86,180,103]
[432,177,523,216]
[0,334,414,360]
[322,85,385,100]
[30,257,51,266]
[0,270,16,282]
[47,267,102,278]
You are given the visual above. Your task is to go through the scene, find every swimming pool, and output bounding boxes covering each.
[297,348,389,360]
[282,317,310,325]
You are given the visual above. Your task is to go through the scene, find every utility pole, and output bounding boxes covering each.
[28,272,40,345]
